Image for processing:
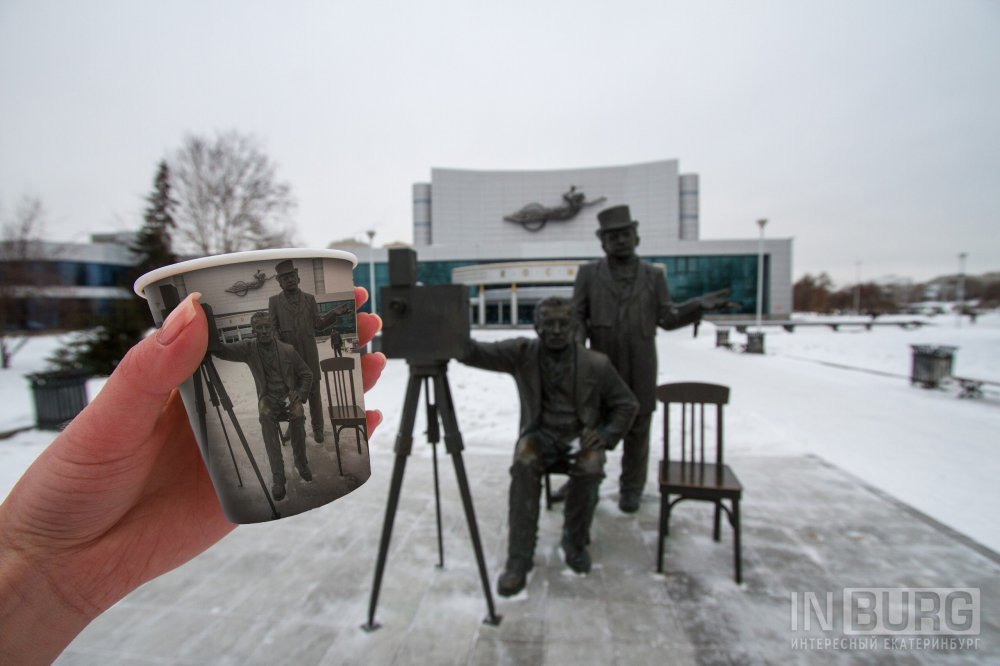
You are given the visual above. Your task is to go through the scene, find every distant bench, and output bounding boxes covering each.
[706,319,929,334]
[950,375,1000,399]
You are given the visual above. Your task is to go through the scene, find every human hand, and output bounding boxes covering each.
[580,427,606,451]
[0,286,386,664]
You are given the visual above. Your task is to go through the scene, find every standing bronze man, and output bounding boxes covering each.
[268,260,350,444]
[461,297,638,596]
[573,205,731,513]
[209,311,313,501]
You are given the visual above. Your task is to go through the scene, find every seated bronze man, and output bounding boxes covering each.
[209,311,314,502]
[460,297,638,596]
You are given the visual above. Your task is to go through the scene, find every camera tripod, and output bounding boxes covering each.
[192,352,280,520]
[159,287,279,520]
[363,360,501,631]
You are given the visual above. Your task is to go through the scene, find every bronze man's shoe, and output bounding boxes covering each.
[618,491,641,514]
[272,481,286,501]
[497,569,527,597]
[313,427,325,444]
[497,558,533,597]
[298,465,313,482]
[561,539,592,574]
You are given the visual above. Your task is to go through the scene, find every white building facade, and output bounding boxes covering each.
[354,159,792,326]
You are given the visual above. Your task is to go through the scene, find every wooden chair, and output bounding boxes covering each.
[320,357,369,475]
[275,404,292,446]
[656,382,743,583]
[543,466,570,510]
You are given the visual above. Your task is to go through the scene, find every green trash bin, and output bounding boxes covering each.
[27,370,91,430]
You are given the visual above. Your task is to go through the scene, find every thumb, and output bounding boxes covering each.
[59,292,208,460]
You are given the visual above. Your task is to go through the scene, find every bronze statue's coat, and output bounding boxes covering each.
[573,259,700,414]
[462,338,638,445]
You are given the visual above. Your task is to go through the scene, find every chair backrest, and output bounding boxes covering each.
[655,382,730,467]
[320,356,358,409]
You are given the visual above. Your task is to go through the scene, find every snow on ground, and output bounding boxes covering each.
[3,312,999,553]
[0,335,107,498]
[667,313,1000,553]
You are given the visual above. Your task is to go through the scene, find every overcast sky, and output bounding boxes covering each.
[1,0,998,286]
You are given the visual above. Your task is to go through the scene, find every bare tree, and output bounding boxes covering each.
[170,130,297,256]
[0,196,47,368]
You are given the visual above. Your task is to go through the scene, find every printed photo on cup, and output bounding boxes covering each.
[135,249,369,523]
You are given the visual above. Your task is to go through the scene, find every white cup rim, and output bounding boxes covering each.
[133,248,359,299]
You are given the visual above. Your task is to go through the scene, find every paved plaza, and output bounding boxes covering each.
[57,445,999,665]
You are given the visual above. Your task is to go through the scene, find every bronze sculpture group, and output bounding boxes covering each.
[462,204,732,597]
[208,310,313,502]
[209,259,352,502]
[461,297,638,596]
[268,260,350,444]
[573,205,731,513]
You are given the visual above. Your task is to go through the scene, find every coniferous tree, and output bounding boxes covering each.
[51,162,179,375]
[129,160,178,281]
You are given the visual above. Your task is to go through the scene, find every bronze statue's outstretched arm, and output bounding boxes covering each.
[316,302,352,331]
[658,288,734,331]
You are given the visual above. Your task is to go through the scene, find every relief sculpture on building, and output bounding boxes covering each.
[226,269,273,297]
[503,186,606,232]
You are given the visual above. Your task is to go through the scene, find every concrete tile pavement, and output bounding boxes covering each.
[56,447,999,665]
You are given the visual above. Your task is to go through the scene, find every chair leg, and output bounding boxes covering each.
[544,473,553,511]
[732,498,742,584]
[663,494,672,537]
[332,427,344,476]
[713,500,722,542]
[657,492,668,573]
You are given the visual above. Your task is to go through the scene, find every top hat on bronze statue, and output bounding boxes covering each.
[275,259,298,277]
[596,205,638,236]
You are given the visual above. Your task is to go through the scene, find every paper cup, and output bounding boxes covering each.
[135,249,370,523]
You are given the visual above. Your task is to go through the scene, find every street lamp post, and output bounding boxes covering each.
[854,261,862,315]
[755,218,768,331]
[957,252,967,327]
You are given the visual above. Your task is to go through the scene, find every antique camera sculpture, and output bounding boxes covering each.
[379,248,470,362]
[364,248,500,631]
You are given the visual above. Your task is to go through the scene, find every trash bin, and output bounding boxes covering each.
[716,327,731,348]
[27,370,91,430]
[745,331,765,354]
[909,345,957,389]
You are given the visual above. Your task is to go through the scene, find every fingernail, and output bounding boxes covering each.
[158,292,202,346]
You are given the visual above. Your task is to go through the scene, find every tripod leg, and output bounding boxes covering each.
[432,371,502,626]
[216,403,244,487]
[431,441,445,568]
[203,364,243,487]
[203,357,280,520]
[426,377,445,568]
[363,372,422,632]
[193,366,210,464]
